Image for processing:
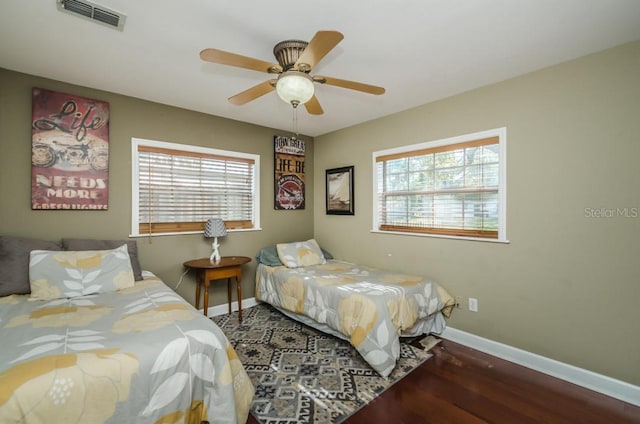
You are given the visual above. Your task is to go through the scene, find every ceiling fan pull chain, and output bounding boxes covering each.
[292,105,299,140]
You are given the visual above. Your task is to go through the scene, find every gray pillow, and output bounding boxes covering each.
[0,235,62,296]
[321,247,333,260]
[255,246,284,266]
[62,238,143,281]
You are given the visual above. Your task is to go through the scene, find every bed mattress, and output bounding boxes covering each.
[0,273,253,424]
[255,260,455,377]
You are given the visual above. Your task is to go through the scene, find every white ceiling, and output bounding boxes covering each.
[2,1,640,137]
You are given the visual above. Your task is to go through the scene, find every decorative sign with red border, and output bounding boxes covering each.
[31,88,110,210]
[274,135,305,210]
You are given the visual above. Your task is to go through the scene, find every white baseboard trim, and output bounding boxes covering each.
[441,327,640,407]
[202,297,259,317]
[201,302,639,406]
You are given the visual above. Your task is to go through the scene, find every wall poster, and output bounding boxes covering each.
[31,88,110,210]
[274,135,305,210]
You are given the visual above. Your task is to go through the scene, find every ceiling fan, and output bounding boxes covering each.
[199,30,385,115]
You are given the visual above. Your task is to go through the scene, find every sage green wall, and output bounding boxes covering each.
[2,41,638,387]
[0,68,314,307]
[314,41,640,385]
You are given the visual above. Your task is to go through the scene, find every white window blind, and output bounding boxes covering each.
[373,129,506,241]
[131,138,259,236]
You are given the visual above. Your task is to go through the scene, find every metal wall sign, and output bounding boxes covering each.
[31,88,110,210]
[274,135,305,210]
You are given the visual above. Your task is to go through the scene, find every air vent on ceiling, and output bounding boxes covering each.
[57,0,126,31]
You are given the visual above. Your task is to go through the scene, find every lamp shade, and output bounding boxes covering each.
[276,71,314,106]
[204,218,227,238]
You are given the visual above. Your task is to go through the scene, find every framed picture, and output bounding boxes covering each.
[326,166,354,215]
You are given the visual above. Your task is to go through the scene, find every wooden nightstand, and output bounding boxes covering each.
[183,256,251,320]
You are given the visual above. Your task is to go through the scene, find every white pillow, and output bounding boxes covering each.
[276,239,327,268]
[29,244,135,300]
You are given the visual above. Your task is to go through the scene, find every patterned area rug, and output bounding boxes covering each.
[212,303,431,424]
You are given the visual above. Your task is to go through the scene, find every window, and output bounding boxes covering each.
[131,138,260,236]
[373,128,506,242]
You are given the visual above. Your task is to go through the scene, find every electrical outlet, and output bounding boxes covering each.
[468,297,478,312]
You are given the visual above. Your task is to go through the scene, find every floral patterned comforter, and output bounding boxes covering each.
[0,273,254,424]
[255,260,455,377]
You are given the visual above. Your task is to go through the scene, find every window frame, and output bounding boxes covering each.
[130,137,261,237]
[371,128,508,243]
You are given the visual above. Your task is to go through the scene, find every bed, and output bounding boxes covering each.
[0,236,254,424]
[254,239,456,378]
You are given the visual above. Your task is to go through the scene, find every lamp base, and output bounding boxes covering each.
[209,237,221,264]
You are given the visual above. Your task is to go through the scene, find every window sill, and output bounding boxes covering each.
[129,227,263,238]
[370,229,510,244]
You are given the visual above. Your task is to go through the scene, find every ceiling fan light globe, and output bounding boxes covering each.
[276,71,314,106]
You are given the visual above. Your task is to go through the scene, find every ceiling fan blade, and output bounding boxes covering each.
[317,76,386,95]
[304,95,324,115]
[294,31,344,71]
[200,48,282,74]
[228,80,276,105]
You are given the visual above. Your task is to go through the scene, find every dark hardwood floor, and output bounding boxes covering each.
[246,339,640,424]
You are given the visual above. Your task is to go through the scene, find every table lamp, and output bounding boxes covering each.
[204,218,227,263]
